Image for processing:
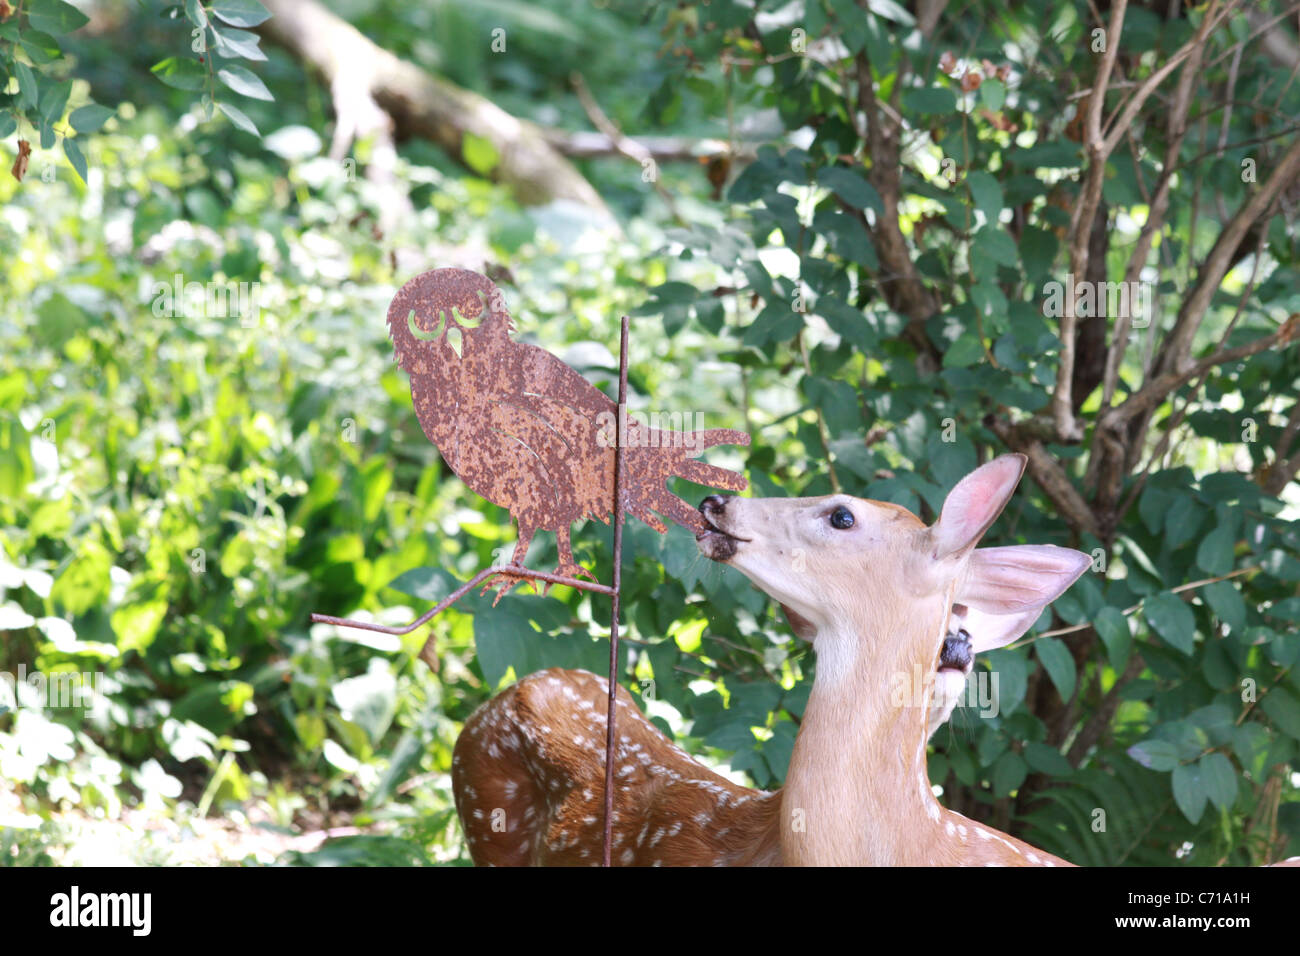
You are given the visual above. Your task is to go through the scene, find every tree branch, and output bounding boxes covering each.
[1136,134,1300,419]
[984,414,1101,537]
[541,130,755,164]
[1110,314,1300,429]
[1099,17,1212,411]
[1052,0,1129,443]
[570,73,684,224]
[1259,399,1300,495]
[257,0,612,218]
[854,51,941,364]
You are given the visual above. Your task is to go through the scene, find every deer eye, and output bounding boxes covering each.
[829,506,855,530]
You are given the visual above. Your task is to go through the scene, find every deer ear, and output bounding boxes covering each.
[955,545,1092,651]
[931,454,1027,559]
[956,605,1041,654]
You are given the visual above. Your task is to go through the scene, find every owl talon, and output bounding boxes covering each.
[480,566,539,605]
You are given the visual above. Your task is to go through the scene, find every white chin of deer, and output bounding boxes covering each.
[931,667,970,734]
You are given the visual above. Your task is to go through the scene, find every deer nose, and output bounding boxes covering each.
[699,495,731,519]
[939,629,973,672]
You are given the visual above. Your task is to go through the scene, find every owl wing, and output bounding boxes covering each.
[493,339,749,532]
[514,341,616,419]
[446,399,591,529]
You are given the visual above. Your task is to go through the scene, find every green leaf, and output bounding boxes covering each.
[1261,687,1300,739]
[34,293,87,345]
[1195,524,1235,576]
[0,416,33,503]
[817,298,876,352]
[0,115,15,139]
[172,680,253,734]
[969,281,1007,320]
[1138,486,1168,533]
[1023,741,1073,776]
[211,25,267,61]
[152,57,209,92]
[1261,549,1300,581]
[1199,753,1237,811]
[991,750,1028,796]
[984,649,1027,715]
[1093,606,1131,670]
[1036,637,1076,701]
[943,332,985,368]
[1018,225,1059,278]
[816,166,881,212]
[184,0,210,29]
[972,226,1017,267]
[220,532,255,578]
[473,609,531,688]
[50,541,113,617]
[814,209,877,268]
[69,104,114,134]
[967,171,1004,223]
[1231,723,1270,777]
[38,79,72,125]
[27,0,90,35]
[980,78,1006,111]
[331,664,397,745]
[1172,762,1208,823]
[1143,591,1196,655]
[1201,580,1246,634]
[217,100,260,136]
[742,302,803,348]
[902,86,956,114]
[1269,597,1300,621]
[462,132,499,176]
[367,727,426,807]
[217,65,273,101]
[111,599,168,654]
[1163,494,1201,550]
[19,30,62,65]
[1128,738,1179,771]
[62,137,87,183]
[16,61,39,111]
[210,0,272,28]
[864,0,914,25]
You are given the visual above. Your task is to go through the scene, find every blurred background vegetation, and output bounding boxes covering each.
[2,0,1299,866]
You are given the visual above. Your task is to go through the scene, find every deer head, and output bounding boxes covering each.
[697,454,1091,864]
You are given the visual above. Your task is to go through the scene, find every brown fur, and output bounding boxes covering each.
[453,668,779,866]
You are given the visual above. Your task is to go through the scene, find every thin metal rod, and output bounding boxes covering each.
[602,315,630,867]
[310,565,615,674]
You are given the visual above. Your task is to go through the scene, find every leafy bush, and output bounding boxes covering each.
[2,0,1298,867]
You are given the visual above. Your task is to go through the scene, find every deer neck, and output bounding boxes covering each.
[779,590,951,866]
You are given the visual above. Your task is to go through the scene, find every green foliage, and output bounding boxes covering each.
[632,0,1300,865]
[2,0,1298,867]
[1,0,272,186]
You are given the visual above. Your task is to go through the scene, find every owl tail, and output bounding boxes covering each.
[620,426,750,533]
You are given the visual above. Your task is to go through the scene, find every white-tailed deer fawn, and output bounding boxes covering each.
[452,454,1091,865]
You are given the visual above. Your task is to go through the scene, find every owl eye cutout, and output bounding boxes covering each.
[448,289,489,330]
[829,506,855,530]
[408,308,445,341]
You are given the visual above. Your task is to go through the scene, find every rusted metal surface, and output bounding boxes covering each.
[309,267,752,867]
[386,267,750,570]
[312,267,750,631]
